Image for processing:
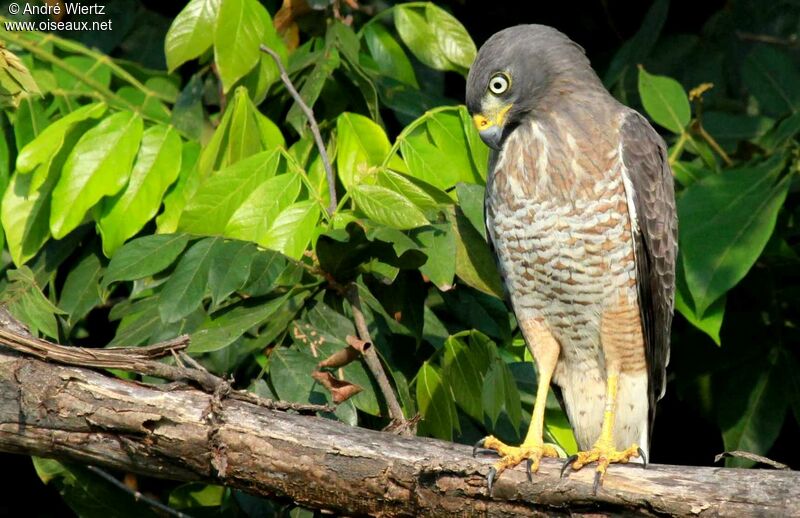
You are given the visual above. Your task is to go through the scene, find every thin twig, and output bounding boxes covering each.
[694,123,733,166]
[736,31,799,48]
[85,465,192,518]
[259,44,337,215]
[346,285,412,434]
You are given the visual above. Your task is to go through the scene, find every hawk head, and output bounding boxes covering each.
[465,24,593,150]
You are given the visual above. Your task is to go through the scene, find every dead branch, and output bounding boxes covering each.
[0,343,798,516]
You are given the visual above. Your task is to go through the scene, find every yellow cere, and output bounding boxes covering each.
[472,104,513,131]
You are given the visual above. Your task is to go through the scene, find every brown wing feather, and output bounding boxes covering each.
[620,111,678,446]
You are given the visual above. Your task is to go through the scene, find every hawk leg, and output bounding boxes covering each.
[473,321,561,493]
[560,370,645,493]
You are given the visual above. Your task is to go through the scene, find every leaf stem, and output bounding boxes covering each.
[695,122,733,166]
[260,44,337,216]
[668,131,689,166]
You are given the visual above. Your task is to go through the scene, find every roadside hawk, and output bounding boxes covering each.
[465,25,677,491]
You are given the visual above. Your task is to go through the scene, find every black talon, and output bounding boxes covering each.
[526,458,533,482]
[637,447,648,469]
[560,454,578,478]
[487,467,497,495]
[592,471,602,495]
[472,438,486,458]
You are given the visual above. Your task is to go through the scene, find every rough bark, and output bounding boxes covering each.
[0,346,798,517]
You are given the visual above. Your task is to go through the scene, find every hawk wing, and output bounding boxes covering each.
[619,111,678,445]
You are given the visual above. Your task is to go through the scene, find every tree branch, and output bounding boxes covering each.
[259,44,337,215]
[347,284,412,434]
[0,344,797,517]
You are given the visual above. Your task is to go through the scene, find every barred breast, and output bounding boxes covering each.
[486,113,649,450]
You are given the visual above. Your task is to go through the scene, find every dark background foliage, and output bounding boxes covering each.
[0,0,798,515]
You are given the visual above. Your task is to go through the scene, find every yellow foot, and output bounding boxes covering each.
[560,442,646,493]
[473,435,560,493]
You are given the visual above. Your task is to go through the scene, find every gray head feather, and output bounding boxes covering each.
[466,25,600,121]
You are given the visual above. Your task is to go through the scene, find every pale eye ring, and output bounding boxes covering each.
[489,73,510,94]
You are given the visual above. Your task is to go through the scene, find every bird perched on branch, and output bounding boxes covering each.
[466,25,677,492]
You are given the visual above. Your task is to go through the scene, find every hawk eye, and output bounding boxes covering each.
[488,73,510,94]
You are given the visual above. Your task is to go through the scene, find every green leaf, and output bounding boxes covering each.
[352,184,428,230]
[103,234,191,289]
[256,111,285,150]
[169,484,225,509]
[243,249,305,297]
[2,165,57,266]
[189,290,303,353]
[679,156,790,315]
[50,111,144,239]
[671,161,712,188]
[107,297,162,347]
[398,108,483,189]
[165,0,221,71]
[376,169,453,214]
[336,112,390,190]
[97,124,183,256]
[742,46,800,116]
[178,149,281,234]
[424,3,476,71]
[53,56,111,94]
[208,240,258,307]
[394,6,450,70]
[442,333,492,421]
[1,266,64,338]
[214,0,263,91]
[416,361,458,440]
[2,118,92,265]
[675,289,725,346]
[674,262,724,345]
[637,66,691,134]
[460,106,490,180]
[156,141,202,234]
[363,23,417,87]
[171,74,205,140]
[413,224,455,290]
[13,97,48,149]
[759,113,800,151]
[258,200,320,260]
[455,183,486,239]
[482,357,522,430]
[270,346,319,403]
[450,208,504,299]
[159,237,220,323]
[16,102,106,174]
[225,173,302,244]
[59,251,104,328]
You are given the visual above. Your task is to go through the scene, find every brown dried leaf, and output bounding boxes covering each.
[312,371,363,403]
[345,335,371,353]
[317,346,359,369]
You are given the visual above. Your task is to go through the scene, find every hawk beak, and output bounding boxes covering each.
[472,104,512,150]
[478,125,503,150]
